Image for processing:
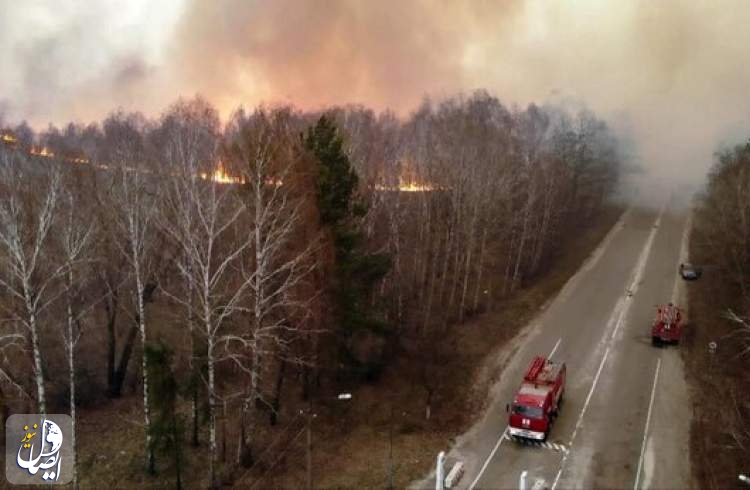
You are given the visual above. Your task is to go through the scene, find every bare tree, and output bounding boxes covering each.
[159,122,255,486]
[0,150,63,415]
[226,108,318,466]
[58,187,95,490]
[155,97,220,447]
[103,112,159,473]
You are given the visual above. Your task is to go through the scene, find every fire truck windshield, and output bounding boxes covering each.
[512,404,543,419]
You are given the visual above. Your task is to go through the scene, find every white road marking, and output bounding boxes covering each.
[610,303,627,341]
[502,434,569,453]
[569,346,611,443]
[548,338,562,359]
[671,213,692,304]
[634,358,661,490]
[628,206,664,295]
[552,467,563,489]
[551,346,611,489]
[468,427,508,490]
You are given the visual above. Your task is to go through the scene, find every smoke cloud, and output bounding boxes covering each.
[3,0,750,186]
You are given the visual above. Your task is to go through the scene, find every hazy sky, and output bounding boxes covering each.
[2,0,750,183]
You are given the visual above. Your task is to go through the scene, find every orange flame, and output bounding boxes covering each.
[30,146,55,158]
[1,133,17,144]
[375,178,435,192]
[398,181,435,192]
[68,157,90,164]
[200,164,245,184]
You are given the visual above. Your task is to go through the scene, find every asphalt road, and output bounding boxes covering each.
[442,200,693,490]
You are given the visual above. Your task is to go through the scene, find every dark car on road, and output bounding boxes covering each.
[679,263,701,280]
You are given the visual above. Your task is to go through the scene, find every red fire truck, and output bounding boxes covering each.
[651,303,684,346]
[507,356,566,441]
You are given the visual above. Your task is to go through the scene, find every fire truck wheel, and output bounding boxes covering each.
[652,336,661,347]
[542,430,549,442]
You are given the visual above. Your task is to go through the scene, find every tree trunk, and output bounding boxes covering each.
[425,387,433,421]
[472,227,488,312]
[422,216,445,336]
[109,324,138,397]
[270,359,286,426]
[134,271,154,474]
[105,291,119,395]
[511,197,532,291]
[173,414,182,490]
[436,225,453,313]
[459,203,479,323]
[192,388,199,447]
[207,334,217,488]
[66,274,79,490]
[26,290,46,416]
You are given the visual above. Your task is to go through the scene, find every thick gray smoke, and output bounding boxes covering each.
[0,0,182,125]
[2,0,750,188]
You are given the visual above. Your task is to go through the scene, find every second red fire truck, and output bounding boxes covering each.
[651,303,684,346]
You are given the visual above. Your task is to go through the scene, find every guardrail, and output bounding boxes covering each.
[444,461,464,489]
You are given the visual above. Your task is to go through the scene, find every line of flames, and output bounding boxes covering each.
[3,132,437,190]
[199,166,246,185]
[374,179,436,192]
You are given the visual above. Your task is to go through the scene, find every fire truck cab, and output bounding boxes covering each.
[507,356,566,441]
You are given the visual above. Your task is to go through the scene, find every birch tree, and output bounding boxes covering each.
[158,106,259,485]
[103,112,159,473]
[155,97,219,447]
[225,108,318,465]
[58,188,94,490]
[0,149,63,415]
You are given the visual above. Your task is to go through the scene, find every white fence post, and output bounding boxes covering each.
[435,452,446,490]
[519,470,528,490]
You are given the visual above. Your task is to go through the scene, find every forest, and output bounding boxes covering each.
[0,90,622,487]
[688,140,750,489]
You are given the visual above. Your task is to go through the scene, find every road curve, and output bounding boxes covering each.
[431,200,692,490]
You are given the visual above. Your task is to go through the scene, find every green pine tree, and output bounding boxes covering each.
[305,115,392,379]
[145,341,184,489]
